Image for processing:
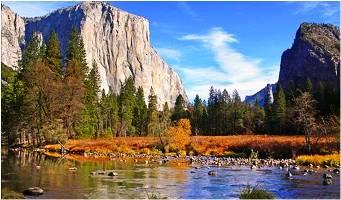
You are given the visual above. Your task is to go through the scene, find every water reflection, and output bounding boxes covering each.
[1,149,340,199]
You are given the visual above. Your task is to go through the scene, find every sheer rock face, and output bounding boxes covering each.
[1,4,25,69]
[278,23,340,91]
[1,2,187,107]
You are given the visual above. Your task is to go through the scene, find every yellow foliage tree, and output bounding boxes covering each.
[164,119,192,151]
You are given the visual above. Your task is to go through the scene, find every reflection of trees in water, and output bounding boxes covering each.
[3,151,189,198]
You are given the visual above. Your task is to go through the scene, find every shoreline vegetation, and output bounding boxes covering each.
[38,135,340,167]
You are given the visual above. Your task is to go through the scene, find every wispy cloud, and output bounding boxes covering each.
[177,2,198,18]
[156,47,182,62]
[295,2,339,18]
[178,27,278,100]
[2,1,75,17]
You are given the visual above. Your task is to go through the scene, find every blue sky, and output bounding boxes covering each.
[3,1,340,101]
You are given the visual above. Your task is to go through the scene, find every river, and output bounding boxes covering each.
[1,149,340,199]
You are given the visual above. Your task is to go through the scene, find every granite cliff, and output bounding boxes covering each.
[245,22,340,103]
[278,22,340,91]
[1,2,187,107]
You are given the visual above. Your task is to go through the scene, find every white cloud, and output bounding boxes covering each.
[295,2,339,18]
[177,2,198,18]
[178,27,279,100]
[156,48,181,62]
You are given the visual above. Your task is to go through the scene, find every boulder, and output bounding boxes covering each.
[108,172,118,176]
[23,187,43,196]
[208,170,218,176]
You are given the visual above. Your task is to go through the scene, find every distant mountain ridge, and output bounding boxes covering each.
[244,84,276,107]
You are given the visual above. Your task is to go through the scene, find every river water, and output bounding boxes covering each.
[1,149,340,199]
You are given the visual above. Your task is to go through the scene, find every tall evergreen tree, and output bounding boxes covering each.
[46,30,62,76]
[304,78,313,94]
[147,87,159,136]
[264,87,273,133]
[230,89,245,134]
[160,102,171,132]
[133,87,148,136]
[272,83,286,134]
[192,94,204,135]
[119,76,136,136]
[82,61,101,138]
[252,98,265,133]
[66,26,88,76]
[171,94,187,122]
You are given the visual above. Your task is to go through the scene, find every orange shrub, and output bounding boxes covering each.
[165,119,192,151]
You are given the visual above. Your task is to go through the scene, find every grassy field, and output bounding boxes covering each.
[44,135,338,159]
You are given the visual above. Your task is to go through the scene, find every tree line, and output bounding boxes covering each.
[189,80,339,137]
[1,27,339,147]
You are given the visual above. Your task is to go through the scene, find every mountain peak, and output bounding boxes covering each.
[279,22,340,91]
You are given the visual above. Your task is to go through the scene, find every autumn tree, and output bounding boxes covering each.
[293,92,317,153]
[164,118,192,152]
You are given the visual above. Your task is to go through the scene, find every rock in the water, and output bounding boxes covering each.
[23,187,43,196]
[208,170,218,176]
[90,171,96,175]
[333,168,340,174]
[323,179,333,185]
[97,170,105,175]
[323,173,333,179]
[1,2,188,108]
[250,165,257,170]
[286,171,293,178]
[108,172,118,176]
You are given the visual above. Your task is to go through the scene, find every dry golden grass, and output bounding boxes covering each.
[44,135,338,158]
[296,154,340,167]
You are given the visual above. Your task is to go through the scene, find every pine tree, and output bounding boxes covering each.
[46,30,62,76]
[272,83,286,134]
[304,78,313,94]
[133,87,148,136]
[66,26,88,76]
[264,87,273,134]
[252,98,265,133]
[286,80,297,106]
[147,87,159,136]
[192,94,204,135]
[160,102,171,132]
[82,61,101,138]
[230,89,245,134]
[171,94,187,122]
[118,76,136,136]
